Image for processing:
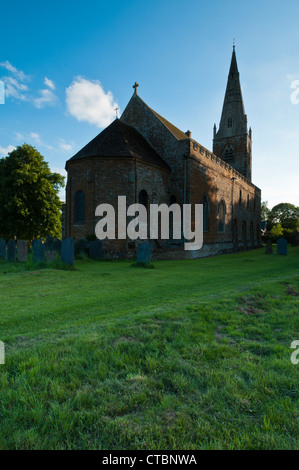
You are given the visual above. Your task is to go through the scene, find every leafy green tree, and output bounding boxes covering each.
[270,223,283,242]
[261,200,271,222]
[0,144,65,240]
[269,203,299,230]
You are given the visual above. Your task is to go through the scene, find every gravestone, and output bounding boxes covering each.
[45,236,54,252]
[61,237,74,266]
[88,240,103,260]
[46,251,57,264]
[75,238,88,255]
[17,240,27,263]
[54,239,62,255]
[137,241,151,264]
[265,239,273,255]
[7,239,16,261]
[32,239,45,264]
[277,237,287,256]
[291,229,299,247]
[0,238,5,259]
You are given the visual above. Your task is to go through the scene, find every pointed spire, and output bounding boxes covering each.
[213,47,252,181]
[216,47,247,137]
[228,46,239,79]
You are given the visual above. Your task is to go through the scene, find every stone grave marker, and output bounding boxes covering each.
[54,239,62,255]
[0,238,5,259]
[33,239,45,264]
[45,236,54,252]
[265,239,273,255]
[61,237,74,266]
[291,229,299,247]
[137,241,151,264]
[88,240,103,260]
[46,251,57,264]
[277,237,287,256]
[17,240,27,262]
[7,239,16,261]
[75,238,88,255]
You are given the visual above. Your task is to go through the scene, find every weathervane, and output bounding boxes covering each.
[233,38,236,50]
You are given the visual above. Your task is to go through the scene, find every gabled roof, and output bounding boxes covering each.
[66,119,170,171]
[120,92,189,142]
[149,107,189,141]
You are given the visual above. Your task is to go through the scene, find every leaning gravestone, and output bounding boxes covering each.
[32,239,45,264]
[277,237,287,256]
[88,240,103,260]
[54,239,62,255]
[0,238,5,259]
[45,236,54,252]
[75,238,88,255]
[265,239,273,255]
[61,237,74,266]
[7,239,16,261]
[137,241,151,264]
[17,240,27,263]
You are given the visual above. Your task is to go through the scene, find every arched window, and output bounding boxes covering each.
[247,194,250,209]
[228,117,233,128]
[202,194,210,232]
[138,189,148,208]
[218,199,226,232]
[224,145,233,161]
[239,190,242,207]
[74,190,85,224]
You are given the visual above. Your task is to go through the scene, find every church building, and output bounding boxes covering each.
[65,47,261,258]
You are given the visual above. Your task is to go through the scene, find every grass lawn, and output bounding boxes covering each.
[0,247,298,450]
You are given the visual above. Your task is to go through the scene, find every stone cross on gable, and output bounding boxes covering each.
[133,82,139,94]
[114,106,119,118]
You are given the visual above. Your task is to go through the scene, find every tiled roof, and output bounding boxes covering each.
[66,119,170,171]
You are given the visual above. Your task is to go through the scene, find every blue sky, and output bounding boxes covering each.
[0,0,299,207]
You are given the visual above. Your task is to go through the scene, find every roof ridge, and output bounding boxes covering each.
[128,93,188,141]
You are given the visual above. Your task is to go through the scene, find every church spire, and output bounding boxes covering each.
[213,47,252,181]
[217,46,247,136]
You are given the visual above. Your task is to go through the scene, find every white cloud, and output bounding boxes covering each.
[66,77,118,128]
[0,61,27,81]
[0,61,58,107]
[34,88,57,109]
[29,132,41,144]
[0,145,16,157]
[0,61,30,101]
[14,130,53,150]
[44,77,55,90]
[58,139,74,153]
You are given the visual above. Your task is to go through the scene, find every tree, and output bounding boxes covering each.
[269,203,299,230]
[271,223,283,242]
[261,201,271,222]
[0,144,65,240]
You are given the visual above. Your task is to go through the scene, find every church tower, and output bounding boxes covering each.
[213,47,252,181]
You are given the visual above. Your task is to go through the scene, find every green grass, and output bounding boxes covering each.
[0,247,298,450]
